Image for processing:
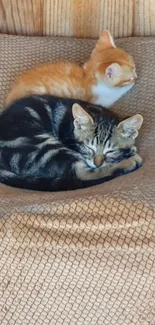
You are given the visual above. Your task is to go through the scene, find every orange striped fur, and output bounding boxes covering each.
[6,31,137,108]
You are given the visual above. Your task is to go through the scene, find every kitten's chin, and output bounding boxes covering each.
[119,82,135,89]
[91,81,135,108]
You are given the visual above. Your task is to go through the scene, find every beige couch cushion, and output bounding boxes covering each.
[0,35,155,325]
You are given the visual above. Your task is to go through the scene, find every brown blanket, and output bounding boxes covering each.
[0,35,155,325]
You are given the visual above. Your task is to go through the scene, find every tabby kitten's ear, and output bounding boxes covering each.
[117,114,143,138]
[72,104,94,130]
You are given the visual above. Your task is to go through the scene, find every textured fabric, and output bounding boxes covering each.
[0,35,155,325]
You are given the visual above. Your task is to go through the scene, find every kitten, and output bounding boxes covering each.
[0,95,143,191]
[5,30,137,108]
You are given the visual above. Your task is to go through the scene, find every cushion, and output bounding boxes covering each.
[0,35,155,325]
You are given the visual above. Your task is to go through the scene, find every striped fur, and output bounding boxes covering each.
[0,95,143,191]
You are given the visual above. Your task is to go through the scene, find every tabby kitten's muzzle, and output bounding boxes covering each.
[93,155,104,168]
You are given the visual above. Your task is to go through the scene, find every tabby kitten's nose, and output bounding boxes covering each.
[94,155,104,168]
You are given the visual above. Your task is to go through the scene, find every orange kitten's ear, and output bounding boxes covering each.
[90,30,116,59]
[92,30,116,57]
[72,104,94,130]
[99,30,116,49]
[105,63,121,80]
[117,114,143,138]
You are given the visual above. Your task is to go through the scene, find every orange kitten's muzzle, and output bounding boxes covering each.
[132,70,138,82]
[93,155,104,168]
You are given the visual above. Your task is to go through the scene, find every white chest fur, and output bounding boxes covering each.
[91,82,134,108]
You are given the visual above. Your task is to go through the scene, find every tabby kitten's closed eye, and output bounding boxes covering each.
[0,95,143,191]
[6,30,137,109]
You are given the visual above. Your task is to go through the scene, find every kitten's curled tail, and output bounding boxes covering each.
[0,157,142,192]
[0,168,113,191]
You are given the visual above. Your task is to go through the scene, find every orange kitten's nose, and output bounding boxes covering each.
[131,77,136,83]
[94,155,104,167]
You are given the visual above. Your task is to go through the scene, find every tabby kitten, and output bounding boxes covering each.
[6,30,137,108]
[0,95,143,191]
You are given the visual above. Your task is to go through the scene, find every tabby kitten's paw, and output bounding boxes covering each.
[127,154,143,172]
[113,154,143,178]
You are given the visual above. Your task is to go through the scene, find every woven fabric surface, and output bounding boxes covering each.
[0,35,155,325]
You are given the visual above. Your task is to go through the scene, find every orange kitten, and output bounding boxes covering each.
[6,30,137,108]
